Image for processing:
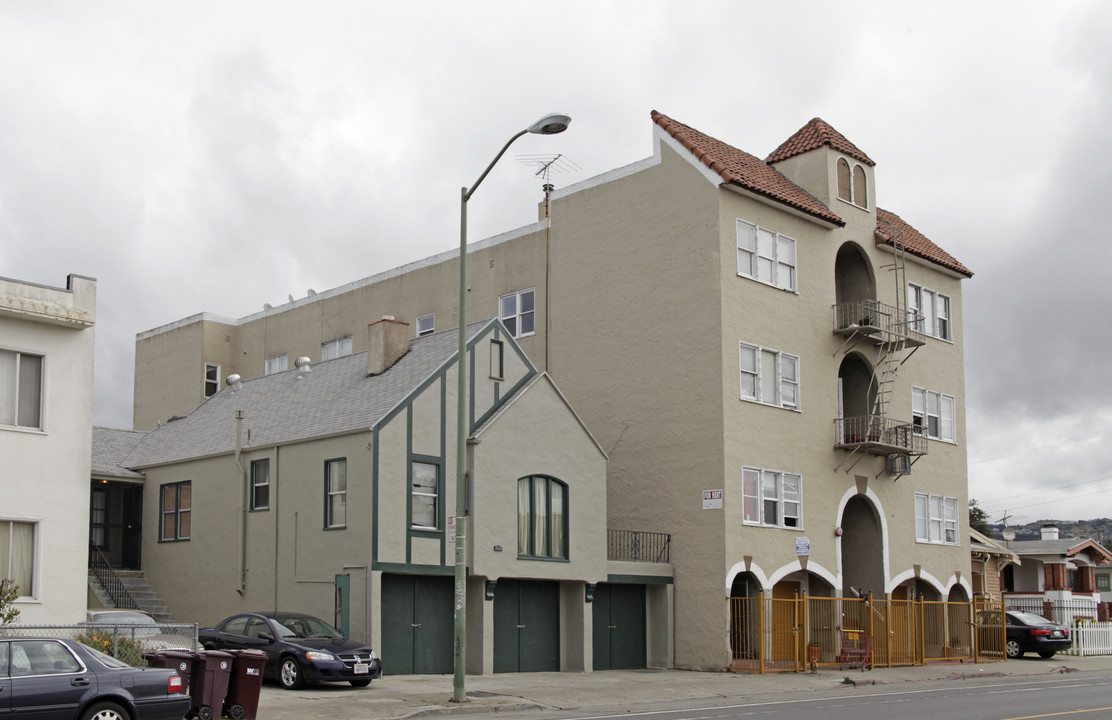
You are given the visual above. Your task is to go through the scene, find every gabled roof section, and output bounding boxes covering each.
[876,208,973,278]
[766,117,875,167]
[651,110,844,227]
[1009,536,1112,566]
[125,319,498,468]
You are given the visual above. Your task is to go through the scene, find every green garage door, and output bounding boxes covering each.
[381,574,454,674]
[493,579,560,672]
[592,583,646,670]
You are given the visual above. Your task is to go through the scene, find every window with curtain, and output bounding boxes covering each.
[411,461,439,530]
[517,476,567,559]
[0,520,35,597]
[325,459,346,529]
[0,350,43,429]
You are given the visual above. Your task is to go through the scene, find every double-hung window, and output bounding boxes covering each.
[160,482,191,541]
[908,284,952,340]
[0,349,43,429]
[264,354,288,375]
[250,459,270,511]
[737,219,797,292]
[912,387,955,442]
[0,519,36,596]
[740,343,800,410]
[411,461,439,530]
[742,468,802,528]
[499,289,535,338]
[517,475,567,559]
[321,336,353,361]
[325,459,346,529]
[914,493,958,544]
[203,363,220,398]
[416,314,435,337]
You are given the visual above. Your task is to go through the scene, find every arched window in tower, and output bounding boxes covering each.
[853,164,868,208]
[837,158,852,202]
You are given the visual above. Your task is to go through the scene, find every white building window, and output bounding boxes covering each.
[325,459,347,529]
[0,349,43,429]
[416,314,435,337]
[0,519,36,597]
[912,387,955,442]
[742,468,802,529]
[837,157,869,209]
[264,354,288,375]
[908,284,951,341]
[914,493,958,544]
[321,336,353,361]
[737,219,797,292]
[203,363,220,398]
[740,342,800,410]
[499,289,535,338]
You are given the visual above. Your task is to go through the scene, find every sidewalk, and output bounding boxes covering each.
[255,654,1112,719]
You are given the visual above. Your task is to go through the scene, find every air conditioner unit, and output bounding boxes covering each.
[886,454,911,476]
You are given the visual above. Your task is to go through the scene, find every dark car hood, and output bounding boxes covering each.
[285,637,373,654]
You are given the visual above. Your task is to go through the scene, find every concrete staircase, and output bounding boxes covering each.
[88,570,173,622]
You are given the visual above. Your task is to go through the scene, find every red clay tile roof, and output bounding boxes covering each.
[876,208,973,278]
[651,110,844,227]
[766,118,875,167]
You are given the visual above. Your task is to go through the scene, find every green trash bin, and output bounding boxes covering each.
[223,649,267,720]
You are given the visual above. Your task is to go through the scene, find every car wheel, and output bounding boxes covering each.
[1038,650,1056,659]
[350,678,372,687]
[81,701,131,720]
[279,656,304,689]
[1006,639,1023,659]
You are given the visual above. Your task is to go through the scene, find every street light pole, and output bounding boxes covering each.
[453,113,570,703]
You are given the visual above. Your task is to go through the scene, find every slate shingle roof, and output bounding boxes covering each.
[125,320,495,469]
[766,117,875,166]
[92,427,147,479]
[876,208,973,278]
[651,110,844,227]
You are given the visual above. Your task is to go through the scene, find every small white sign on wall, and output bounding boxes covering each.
[796,537,811,556]
[703,489,723,510]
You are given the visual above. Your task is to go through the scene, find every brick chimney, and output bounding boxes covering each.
[1040,524,1059,541]
[368,316,410,376]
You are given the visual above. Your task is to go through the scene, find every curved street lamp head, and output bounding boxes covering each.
[527,112,572,135]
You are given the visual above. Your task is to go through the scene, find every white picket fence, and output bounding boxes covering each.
[1068,622,1112,656]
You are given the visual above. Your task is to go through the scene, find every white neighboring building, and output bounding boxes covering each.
[0,274,96,624]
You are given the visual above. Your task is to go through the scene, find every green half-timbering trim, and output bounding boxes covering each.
[372,426,380,567]
[406,451,444,561]
[606,574,674,585]
[471,322,537,432]
[372,562,457,576]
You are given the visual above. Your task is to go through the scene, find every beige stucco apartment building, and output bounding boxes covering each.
[1,273,97,624]
[132,111,973,670]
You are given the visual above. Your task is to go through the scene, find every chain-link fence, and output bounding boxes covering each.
[0,623,198,667]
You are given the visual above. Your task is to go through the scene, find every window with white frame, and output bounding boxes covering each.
[324,459,346,528]
[737,219,797,292]
[837,157,869,209]
[203,363,220,398]
[0,349,43,429]
[912,387,955,442]
[517,475,567,559]
[321,336,353,361]
[499,289,535,338]
[742,468,802,528]
[264,354,288,375]
[159,481,191,541]
[411,461,439,530]
[914,493,958,544]
[250,459,270,511]
[739,342,800,410]
[416,314,435,337]
[908,284,951,341]
[0,519,36,597]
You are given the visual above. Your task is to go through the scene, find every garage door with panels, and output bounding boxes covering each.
[381,574,454,674]
[592,583,646,670]
[493,579,560,673]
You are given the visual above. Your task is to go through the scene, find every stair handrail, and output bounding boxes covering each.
[88,542,141,610]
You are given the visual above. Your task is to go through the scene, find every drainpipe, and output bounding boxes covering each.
[235,410,247,595]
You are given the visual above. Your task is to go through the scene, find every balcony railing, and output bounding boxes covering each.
[834,415,928,456]
[608,530,671,563]
[833,299,925,346]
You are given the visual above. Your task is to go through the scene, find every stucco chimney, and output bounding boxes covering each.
[368,316,410,376]
[1040,524,1059,541]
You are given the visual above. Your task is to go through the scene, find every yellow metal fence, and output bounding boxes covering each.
[728,595,1005,672]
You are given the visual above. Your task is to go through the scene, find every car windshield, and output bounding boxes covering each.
[80,642,131,669]
[273,615,343,639]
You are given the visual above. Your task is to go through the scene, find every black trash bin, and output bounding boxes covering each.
[143,649,195,690]
[187,650,234,720]
[222,649,266,720]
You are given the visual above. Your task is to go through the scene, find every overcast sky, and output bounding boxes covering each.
[2,1,1110,525]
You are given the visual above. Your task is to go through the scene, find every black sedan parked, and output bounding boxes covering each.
[199,611,382,689]
[0,637,190,720]
[1004,610,1072,658]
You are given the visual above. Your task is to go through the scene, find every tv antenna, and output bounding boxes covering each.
[516,153,581,184]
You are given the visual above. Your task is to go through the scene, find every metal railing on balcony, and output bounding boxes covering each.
[834,415,928,456]
[608,530,671,563]
[833,299,925,346]
[89,543,140,611]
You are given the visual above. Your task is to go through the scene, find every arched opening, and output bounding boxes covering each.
[837,157,852,202]
[837,353,876,441]
[834,243,875,308]
[853,164,868,208]
[728,572,762,664]
[840,495,884,599]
